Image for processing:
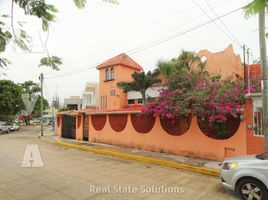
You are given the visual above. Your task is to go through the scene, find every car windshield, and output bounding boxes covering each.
[256,152,268,160]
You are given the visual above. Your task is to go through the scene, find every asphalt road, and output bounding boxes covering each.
[0,126,239,200]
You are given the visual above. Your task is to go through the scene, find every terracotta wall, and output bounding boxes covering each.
[88,113,247,161]
[75,114,84,141]
[198,44,244,79]
[99,65,140,110]
[245,98,264,154]
[56,115,62,137]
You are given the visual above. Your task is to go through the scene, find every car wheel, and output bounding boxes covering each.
[236,178,268,200]
[7,129,10,133]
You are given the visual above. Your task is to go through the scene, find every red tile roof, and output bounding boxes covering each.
[246,64,261,79]
[96,53,143,71]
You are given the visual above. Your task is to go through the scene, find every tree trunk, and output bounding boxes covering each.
[141,90,146,107]
[259,8,268,151]
[23,115,29,125]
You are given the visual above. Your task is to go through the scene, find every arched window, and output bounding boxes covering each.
[105,68,109,80]
[110,67,114,80]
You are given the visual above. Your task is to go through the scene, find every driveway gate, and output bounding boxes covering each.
[61,115,76,139]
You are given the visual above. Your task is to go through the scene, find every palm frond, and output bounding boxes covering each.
[73,0,87,9]
[102,0,119,5]
[243,0,267,18]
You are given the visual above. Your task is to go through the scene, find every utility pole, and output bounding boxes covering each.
[243,44,246,88]
[247,48,251,93]
[259,7,268,151]
[39,73,44,137]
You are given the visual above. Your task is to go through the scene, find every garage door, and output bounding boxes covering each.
[61,115,76,139]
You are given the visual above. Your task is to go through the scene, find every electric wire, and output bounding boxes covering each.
[45,6,243,79]
[204,0,242,47]
[45,0,232,78]
[192,0,242,48]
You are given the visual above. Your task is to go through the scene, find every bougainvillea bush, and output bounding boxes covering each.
[245,78,261,93]
[191,77,245,122]
[143,72,210,121]
[143,75,245,137]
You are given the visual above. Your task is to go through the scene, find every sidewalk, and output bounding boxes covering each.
[41,128,221,177]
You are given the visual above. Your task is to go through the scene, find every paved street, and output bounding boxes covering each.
[0,126,238,200]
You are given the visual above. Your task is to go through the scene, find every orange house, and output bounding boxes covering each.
[96,53,143,110]
[56,50,265,161]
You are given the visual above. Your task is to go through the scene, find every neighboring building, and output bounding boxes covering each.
[82,82,99,109]
[96,53,143,110]
[245,64,264,137]
[245,63,261,83]
[64,96,82,110]
[198,44,244,79]
[43,108,52,118]
[43,107,58,124]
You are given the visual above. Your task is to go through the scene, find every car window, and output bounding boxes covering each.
[256,152,268,160]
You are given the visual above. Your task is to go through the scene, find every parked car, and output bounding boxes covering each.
[0,121,11,134]
[220,152,268,200]
[33,119,40,125]
[10,123,19,131]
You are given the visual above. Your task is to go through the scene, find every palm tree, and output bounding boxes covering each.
[157,50,207,79]
[157,50,209,91]
[117,70,161,106]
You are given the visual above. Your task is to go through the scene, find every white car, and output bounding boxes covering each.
[220,152,268,200]
[0,121,11,134]
[10,123,19,131]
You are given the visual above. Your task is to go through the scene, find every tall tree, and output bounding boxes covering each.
[244,0,268,151]
[157,50,208,91]
[0,80,23,121]
[0,0,118,71]
[117,70,161,106]
[20,80,40,97]
[157,50,207,79]
[19,80,49,123]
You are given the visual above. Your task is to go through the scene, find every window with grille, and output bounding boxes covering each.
[105,69,109,81]
[100,96,107,109]
[253,98,264,136]
[110,67,114,80]
[110,89,116,96]
[138,99,143,104]
[128,99,135,104]
[254,107,264,135]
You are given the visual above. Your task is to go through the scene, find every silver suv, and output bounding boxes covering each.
[0,121,11,134]
[220,152,268,200]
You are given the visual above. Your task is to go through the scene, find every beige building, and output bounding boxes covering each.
[82,82,99,109]
[63,96,82,110]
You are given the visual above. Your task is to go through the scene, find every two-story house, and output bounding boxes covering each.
[96,53,143,110]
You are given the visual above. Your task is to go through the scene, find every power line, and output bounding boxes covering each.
[192,0,242,48]
[86,0,229,52]
[47,2,222,79]
[126,6,243,55]
[45,6,243,79]
[12,47,39,77]
[204,0,242,46]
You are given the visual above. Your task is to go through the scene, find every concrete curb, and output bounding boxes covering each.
[55,141,220,177]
